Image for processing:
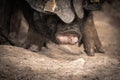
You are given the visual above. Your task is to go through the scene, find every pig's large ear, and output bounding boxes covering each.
[26,0,75,24]
[73,0,84,19]
[44,0,75,24]
[26,0,47,13]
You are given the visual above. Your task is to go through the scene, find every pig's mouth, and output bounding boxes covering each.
[56,30,81,45]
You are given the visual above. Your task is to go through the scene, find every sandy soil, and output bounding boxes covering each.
[0,2,120,80]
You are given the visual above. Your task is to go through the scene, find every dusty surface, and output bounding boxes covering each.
[0,2,120,80]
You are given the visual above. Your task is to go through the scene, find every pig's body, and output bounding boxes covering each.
[0,0,105,56]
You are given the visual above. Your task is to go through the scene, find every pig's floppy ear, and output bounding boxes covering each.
[73,0,84,19]
[26,0,75,23]
[44,0,75,24]
[26,0,48,13]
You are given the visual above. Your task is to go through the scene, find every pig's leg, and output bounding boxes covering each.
[80,12,104,56]
[9,9,29,47]
[9,0,33,47]
[94,27,104,53]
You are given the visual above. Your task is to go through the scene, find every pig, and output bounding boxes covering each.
[4,0,105,56]
[30,10,104,56]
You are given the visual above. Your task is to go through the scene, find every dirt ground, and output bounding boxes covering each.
[0,2,120,80]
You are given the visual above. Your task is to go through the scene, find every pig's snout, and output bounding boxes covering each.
[56,29,82,45]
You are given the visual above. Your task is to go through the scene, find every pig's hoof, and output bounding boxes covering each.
[85,48,95,56]
[95,47,105,53]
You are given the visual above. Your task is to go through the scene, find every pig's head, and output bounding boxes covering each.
[46,12,82,45]
[26,0,84,44]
